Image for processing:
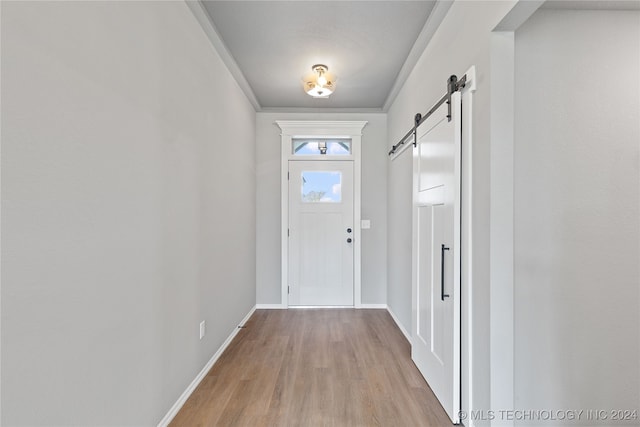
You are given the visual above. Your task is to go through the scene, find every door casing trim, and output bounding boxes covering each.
[276,121,367,308]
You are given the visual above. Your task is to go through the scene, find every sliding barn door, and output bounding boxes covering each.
[412,92,461,424]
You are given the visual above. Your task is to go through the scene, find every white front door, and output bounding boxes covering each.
[288,160,354,306]
[412,93,461,424]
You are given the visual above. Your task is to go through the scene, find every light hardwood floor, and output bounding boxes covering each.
[170,309,452,426]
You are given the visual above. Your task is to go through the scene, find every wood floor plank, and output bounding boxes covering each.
[169,309,452,427]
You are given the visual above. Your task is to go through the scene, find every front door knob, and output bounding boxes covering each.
[347,238,353,243]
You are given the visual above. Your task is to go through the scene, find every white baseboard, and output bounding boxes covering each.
[358,303,387,309]
[386,306,412,344]
[257,304,388,309]
[289,305,354,309]
[255,304,286,309]
[157,305,256,427]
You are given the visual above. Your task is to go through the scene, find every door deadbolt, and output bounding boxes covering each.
[347,228,352,233]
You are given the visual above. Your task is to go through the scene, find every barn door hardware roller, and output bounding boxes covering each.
[388,74,467,156]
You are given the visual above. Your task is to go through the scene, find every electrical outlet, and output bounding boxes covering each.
[199,321,206,340]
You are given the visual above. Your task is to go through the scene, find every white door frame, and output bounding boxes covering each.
[276,121,368,308]
[489,4,543,426]
[461,67,477,426]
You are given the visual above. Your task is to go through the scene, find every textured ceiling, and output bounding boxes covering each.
[201,1,437,110]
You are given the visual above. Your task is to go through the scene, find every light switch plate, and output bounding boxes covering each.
[361,220,371,229]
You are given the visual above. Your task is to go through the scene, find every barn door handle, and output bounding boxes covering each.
[441,244,450,301]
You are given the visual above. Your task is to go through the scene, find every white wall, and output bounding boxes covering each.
[386,1,518,418]
[256,112,387,306]
[514,9,639,423]
[1,2,256,425]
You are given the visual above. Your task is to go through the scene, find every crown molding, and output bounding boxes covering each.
[383,0,454,112]
[260,107,384,114]
[185,0,262,111]
[275,120,368,137]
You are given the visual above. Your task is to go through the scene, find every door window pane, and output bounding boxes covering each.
[302,171,342,203]
[293,139,351,156]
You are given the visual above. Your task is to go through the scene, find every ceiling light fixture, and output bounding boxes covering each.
[303,64,336,98]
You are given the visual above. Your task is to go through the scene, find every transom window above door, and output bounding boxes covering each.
[276,120,367,308]
[292,138,351,156]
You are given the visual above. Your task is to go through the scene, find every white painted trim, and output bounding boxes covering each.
[383,0,454,111]
[280,129,289,308]
[288,305,355,309]
[286,304,386,309]
[255,304,287,309]
[261,107,384,114]
[184,1,261,111]
[0,3,3,417]
[352,128,363,309]
[276,121,367,309]
[489,30,516,427]
[487,4,543,425]
[387,307,412,345]
[494,0,546,31]
[461,65,477,427]
[157,305,256,427]
[359,304,387,309]
[276,121,369,138]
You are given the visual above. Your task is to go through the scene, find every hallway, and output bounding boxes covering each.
[2,2,638,425]
[170,310,451,426]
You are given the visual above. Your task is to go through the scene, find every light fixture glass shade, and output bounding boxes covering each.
[302,64,336,98]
